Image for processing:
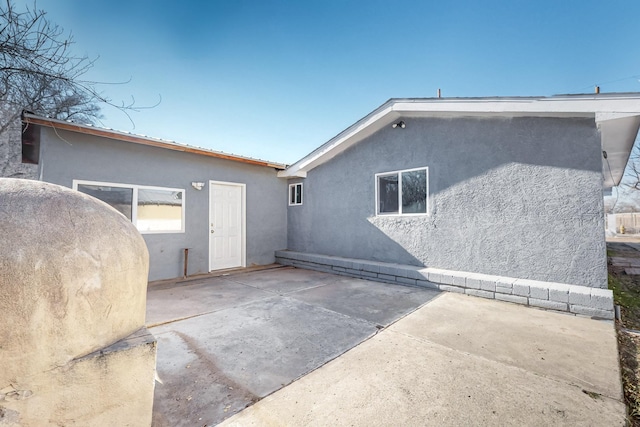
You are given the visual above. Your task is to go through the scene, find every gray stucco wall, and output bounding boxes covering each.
[287,116,607,288]
[37,127,287,281]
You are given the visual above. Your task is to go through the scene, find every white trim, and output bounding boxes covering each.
[374,167,429,216]
[208,180,247,272]
[288,183,303,206]
[278,95,640,187]
[72,179,185,234]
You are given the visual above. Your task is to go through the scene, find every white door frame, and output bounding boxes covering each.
[208,180,246,271]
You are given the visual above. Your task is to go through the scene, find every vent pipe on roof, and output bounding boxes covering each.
[595,85,600,94]
[437,88,442,98]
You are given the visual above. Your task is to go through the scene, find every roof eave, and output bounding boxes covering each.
[22,114,287,170]
[597,113,640,188]
[280,95,640,184]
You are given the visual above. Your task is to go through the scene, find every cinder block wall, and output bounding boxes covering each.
[276,250,615,319]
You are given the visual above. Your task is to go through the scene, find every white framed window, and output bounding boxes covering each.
[73,180,185,234]
[375,167,428,216]
[289,183,303,206]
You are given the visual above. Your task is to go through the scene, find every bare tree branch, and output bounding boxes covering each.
[0,0,159,134]
[623,142,640,192]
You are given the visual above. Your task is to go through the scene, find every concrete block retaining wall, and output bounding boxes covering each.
[275,250,614,320]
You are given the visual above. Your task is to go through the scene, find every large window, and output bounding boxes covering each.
[289,183,303,206]
[376,167,428,215]
[73,180,185,233]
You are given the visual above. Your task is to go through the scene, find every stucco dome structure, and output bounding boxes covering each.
[0,178,149,385]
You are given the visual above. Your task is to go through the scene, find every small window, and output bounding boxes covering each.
[289,183,303,206]
[376,167,428,215]
[74,180,185,234]
[21,122,40,164]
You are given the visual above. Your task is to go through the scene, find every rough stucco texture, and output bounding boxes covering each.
[287,117,607,288]
[36,127,287,281]
[0,178,150,385]
[0,330,156,427]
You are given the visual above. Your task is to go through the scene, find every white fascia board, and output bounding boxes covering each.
[596,112,640,122]
[280,95,640,178]
[393,96,640,116]
[279,102,400,178]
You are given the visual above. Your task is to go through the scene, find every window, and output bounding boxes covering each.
[22,122,40,164]
[73,180,185,233]
[376,167,428,215]
[289,183,303,206]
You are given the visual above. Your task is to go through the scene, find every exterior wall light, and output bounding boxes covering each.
[191,182,205,190]
[392,120,406,129]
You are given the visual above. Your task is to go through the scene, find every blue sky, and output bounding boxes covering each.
[33,0,640,165]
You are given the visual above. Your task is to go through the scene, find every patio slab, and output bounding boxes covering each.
[148,267,624,426]
[151,296,378,426]
[146,277,273,326]
[289,276,440,326]
[389,290,622,400]
[221,292,625,427]
[148,266,437,426]
[227,267,341,295]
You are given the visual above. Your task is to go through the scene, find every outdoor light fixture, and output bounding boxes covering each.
[191,182,205,190]
[392,120,406,129]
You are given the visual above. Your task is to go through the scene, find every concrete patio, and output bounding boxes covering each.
[147,266,439,426]
[147,266,625,426]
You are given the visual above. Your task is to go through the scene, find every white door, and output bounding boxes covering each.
[209,182,245,270]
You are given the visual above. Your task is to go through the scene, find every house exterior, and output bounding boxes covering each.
[20,114,288,281]
[275,94,640,318]
[9,93,640,318]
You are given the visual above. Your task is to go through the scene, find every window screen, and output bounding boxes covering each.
[378,175,399,214]
[401,169,427,214]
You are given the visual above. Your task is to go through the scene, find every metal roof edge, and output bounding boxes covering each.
[22,113,287,170]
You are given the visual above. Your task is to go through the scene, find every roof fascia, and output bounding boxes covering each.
[23,114,286,170]
[279,95,640,179]
[598,114,640,187]
[278,100,398,178]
